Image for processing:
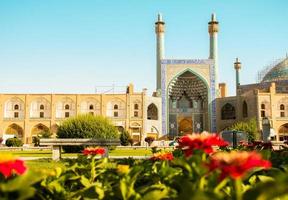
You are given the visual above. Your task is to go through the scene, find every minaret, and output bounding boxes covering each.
[234,58,241,95]
[208,13,219,96]
[155,13,165,93]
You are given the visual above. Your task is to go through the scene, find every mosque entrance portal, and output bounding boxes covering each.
[168,70,208,138]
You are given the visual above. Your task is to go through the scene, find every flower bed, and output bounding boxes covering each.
[1,134,288,200]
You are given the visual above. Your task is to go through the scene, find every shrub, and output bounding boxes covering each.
[3,134,288,200]
[57,114,119,153]
[32,136,40,147]
[128,138,134,146]
[229,118,258,142]
[5,138,23,147]
[120,131,131,146]
[39,130,53,138]
[144,136,155,146]
[32,130,53,147]
[0,137,3,144]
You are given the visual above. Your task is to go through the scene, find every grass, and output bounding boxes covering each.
[1,150,52,157]
[1,148,155,173]
[109,149,152,156]
[0,148,154,158]
[26,159,66,172]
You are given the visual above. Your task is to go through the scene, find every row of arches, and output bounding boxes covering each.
[3,123,59,139]
[3,122,161,143]
[3,97,149,119]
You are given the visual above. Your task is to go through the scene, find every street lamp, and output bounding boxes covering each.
[262,117,270,142]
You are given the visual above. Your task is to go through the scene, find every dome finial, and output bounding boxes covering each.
[211,13,216,21]
[158,13,163,22]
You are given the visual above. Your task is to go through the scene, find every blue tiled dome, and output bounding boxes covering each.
[262,58,288,82]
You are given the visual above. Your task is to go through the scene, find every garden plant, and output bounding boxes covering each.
[57,114,119,152]
[1,133,288,200]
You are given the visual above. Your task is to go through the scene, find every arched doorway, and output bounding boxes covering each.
[147,103,158,120]
[221,103,236,120]
[168,70,208,138]
[278,123,288,141]
[4,124,24,143]
[31,124,50,136]
[178,118,193,135]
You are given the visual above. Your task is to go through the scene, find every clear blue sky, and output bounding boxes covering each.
[0,0,287,95]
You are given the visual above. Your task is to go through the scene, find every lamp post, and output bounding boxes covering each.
[232,130,237,149]
[262,117,270,142]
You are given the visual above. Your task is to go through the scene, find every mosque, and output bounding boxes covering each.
[217,57,288,141]
[0,13,287,144]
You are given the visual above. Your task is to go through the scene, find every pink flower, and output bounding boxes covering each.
[177,133,228,157]
[208,151,271,180]
[83,147,106,156]
[0,155,27,178]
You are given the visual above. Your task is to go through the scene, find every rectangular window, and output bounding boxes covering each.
[270,136,276,141]
[114,112,118,117]
[40,112,44,118]
[14,112,19,118]
[261,111,265,117]
[134,111,138,117]
[281,112,285,117]
[65,112,70,118]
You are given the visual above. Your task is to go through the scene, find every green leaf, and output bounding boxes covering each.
[80,175,91,187]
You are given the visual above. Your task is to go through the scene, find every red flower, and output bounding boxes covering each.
[177,133,228,157]
[83,147,106,156]
[150,152,174,161]
[0,155,27,178]
[208,151,271,180]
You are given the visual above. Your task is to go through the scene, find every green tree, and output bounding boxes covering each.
[57,114,119,152]
[39,130,53,138]
[5,137,23,147]
[33,130,53,147]
[120,131,131,146]
[229,118,259,142]
[145,136,155,146]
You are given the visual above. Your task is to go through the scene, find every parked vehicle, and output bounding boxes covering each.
[220,130,248,146]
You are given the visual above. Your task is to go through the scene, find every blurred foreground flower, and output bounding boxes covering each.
[177,133,228,157]
[239,140,273,150]
[208,151,271,180]
[83,147,106,156]
[117,164,130,174]
[0,154,27,178]
[150,152,174,161]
